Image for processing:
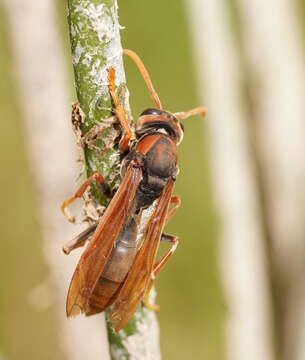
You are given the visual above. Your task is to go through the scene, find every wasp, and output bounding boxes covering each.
[61,49,206,331]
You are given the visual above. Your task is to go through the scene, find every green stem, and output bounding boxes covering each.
[66,1,161,359]
[67,0,129,195]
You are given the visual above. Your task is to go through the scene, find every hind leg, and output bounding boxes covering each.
[61,172,112,223]
[143,233,179,311]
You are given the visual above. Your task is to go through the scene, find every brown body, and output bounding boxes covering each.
[61,49,206,331]
[88,132,178,315]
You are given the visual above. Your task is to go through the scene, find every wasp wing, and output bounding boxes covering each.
[66,165,143,317]
[109,179,175,331]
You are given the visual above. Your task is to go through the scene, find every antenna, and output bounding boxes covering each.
[123,49,162,110]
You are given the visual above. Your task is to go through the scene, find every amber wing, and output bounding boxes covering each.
[108,179,175,331]
[66,165,143,317]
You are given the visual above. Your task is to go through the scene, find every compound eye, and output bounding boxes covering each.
[140,108,162,117]
[180,123,185,132]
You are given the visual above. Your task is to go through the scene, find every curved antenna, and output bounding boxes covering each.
[173,107,207,120]
[123,49,162,110]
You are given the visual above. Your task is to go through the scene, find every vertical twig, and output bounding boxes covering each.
[66,1,161,358]
[186,1,275,360]
[67,0,129,184]
[3,0,111,359]
[236,1,305,359]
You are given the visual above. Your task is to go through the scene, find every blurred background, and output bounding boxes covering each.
[1,0,305,359]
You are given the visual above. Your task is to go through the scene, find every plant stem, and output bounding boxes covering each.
[67,0,129,193]
[66,1,161,358]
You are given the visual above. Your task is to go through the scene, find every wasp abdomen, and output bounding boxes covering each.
[87,278,120,315]
[101,218,138,283]
[87,219,138,315]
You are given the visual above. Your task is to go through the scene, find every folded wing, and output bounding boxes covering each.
[66,164,143,317]
[109,179,175,331]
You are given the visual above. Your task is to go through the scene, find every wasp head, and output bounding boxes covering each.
[136,108,184,144]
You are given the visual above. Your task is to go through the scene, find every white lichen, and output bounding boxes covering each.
[74,1,128,121]
[73,41,84,65]
[70,23,76,37]
[78,3,114,42]
[82,52,92,66]
[121,307,161,360]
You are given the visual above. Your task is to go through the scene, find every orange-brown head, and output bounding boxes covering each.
[123,50,206,148]
[136,108,184,145]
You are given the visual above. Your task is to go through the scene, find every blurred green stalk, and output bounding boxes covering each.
[66,0,160,358]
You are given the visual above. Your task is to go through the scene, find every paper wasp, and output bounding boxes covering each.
[61,49,206,331]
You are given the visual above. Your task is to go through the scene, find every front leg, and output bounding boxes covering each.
[107,67,133,151]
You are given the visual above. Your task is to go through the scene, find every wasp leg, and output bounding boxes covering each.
[123,49,162,110]
[143,281,160,312]
[173,106,207,120]
[61,172,112,223]
[152,234,179,279]
[143,197,180,310]
[166,195,181,223]
[107,67,132,151]
[62,223,98,255]
[143,233,179,311]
